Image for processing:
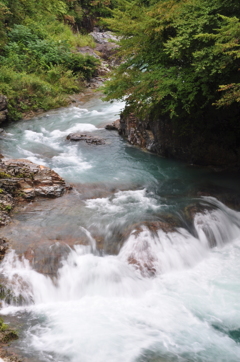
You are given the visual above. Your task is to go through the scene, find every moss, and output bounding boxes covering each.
[0,318,8,332]
[0,204,12,212]
[15,172,34,180]
[2,330,18,343]
[4,205,12,212]
[0,172,12,179]
[0,317,18,343]
[0,171,34,180]
[17,192,25,197]
[15,173,26,178]
[0,189,3,194]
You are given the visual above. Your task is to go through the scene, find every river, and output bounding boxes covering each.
[0,92,240,362]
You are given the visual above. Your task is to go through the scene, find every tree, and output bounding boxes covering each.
[103,0,240,126]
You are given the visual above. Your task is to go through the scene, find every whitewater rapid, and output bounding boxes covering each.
[0,198,240,361]
[0,95,240,362]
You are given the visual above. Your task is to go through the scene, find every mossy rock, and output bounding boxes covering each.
[0,172,13,179]
[2,330,18,343]
[0,317,18,343]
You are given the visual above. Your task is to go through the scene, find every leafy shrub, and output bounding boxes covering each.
[0,20,100,120]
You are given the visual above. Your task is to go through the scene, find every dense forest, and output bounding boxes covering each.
[0,0,111,120]
[1,0,240,166]
[103,0,240,166]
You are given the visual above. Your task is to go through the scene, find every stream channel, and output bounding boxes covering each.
[0,92,240,362]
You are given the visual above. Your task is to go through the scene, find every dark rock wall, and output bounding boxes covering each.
[119,112,240,169]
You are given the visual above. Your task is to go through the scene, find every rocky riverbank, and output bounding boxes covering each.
[0,157,67,238]
[0,158,69,361]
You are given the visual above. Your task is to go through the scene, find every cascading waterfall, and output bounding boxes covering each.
[0,96,240,362]
[1,197,240,304]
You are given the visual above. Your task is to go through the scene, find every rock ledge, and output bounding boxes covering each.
[0,158,67,227]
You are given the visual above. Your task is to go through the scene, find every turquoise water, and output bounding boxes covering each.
[0,95,240,362]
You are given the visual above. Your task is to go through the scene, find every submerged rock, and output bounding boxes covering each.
[66,133,105,145]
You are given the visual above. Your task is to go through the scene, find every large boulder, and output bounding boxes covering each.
[1,159,66,198]
[0,158,67,226]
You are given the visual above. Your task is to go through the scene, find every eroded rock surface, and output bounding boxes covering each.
[119,111,240,169]
[90,30,119,44]
[0,158,66,226]
[66,133,105,145]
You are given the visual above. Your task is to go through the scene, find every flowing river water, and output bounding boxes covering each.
[0,92,240,362]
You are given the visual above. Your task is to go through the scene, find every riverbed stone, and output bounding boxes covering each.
[66,133,105,145]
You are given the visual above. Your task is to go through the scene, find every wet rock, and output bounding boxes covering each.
[0,158,67,227]
[183,203,214,223]
[119,109,240,169]
[105,124,118,131]
[121,220,179,277]
[122,219,177,242]
[66,133,105,145]
[23,242,73,277]
[128,255,156,277]
[2,159,66,198]
[0,192,14,227]
[0,237,9,260]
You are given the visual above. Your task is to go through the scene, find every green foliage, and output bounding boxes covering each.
[0,1,100,120]
[0,65,81,119]
[0,318,8,331]
[103,0,240,124]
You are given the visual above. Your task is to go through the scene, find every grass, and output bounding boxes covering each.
[0,15,98,120]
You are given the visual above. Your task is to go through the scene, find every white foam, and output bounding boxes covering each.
[85,189,161,215]
[52,145,92,172]
[1,234,240,362]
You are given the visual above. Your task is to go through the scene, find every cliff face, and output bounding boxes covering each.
[119,113,240,169]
